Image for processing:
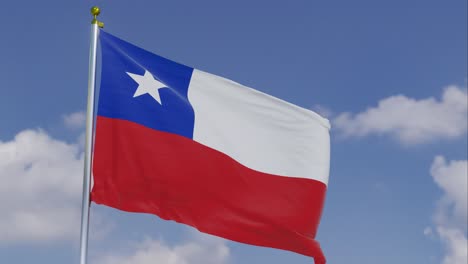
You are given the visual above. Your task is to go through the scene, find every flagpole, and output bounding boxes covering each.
[79,6,103,264]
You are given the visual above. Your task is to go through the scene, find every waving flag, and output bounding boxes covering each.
[92,30,331,263]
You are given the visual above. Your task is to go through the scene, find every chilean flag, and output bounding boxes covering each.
[92,30,331,264]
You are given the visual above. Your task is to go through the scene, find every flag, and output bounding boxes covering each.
[92,30,330,263]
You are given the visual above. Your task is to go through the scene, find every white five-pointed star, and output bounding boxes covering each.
[126,70,167,104]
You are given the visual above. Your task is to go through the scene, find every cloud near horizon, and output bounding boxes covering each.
[333,85,467,144]
[0,129,83,243]
[95,233,230,264]
[430,156,467,264]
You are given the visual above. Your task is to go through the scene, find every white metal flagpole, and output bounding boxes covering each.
[79,6,103,264]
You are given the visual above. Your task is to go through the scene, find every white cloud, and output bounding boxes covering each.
[436,227,467,264]
[95,233,230,264]
[430,156,467,264]
[63,111,86,130]
[0,129,84,242]
[431,156,468,226]
[334,85,467,144]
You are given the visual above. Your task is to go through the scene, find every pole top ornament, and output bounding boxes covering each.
[90,6,104,28]
[91,6,101,16]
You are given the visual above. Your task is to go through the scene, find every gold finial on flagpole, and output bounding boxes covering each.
[90,6,104,28]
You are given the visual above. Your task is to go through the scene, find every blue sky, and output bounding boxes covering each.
[0,1,466,264]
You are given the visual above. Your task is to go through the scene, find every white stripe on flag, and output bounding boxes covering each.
[188,69,331,185]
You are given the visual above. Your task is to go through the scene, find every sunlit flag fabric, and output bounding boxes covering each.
[92,30,331,264]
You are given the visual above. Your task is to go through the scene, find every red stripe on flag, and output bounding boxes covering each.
[92,116,326,263]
